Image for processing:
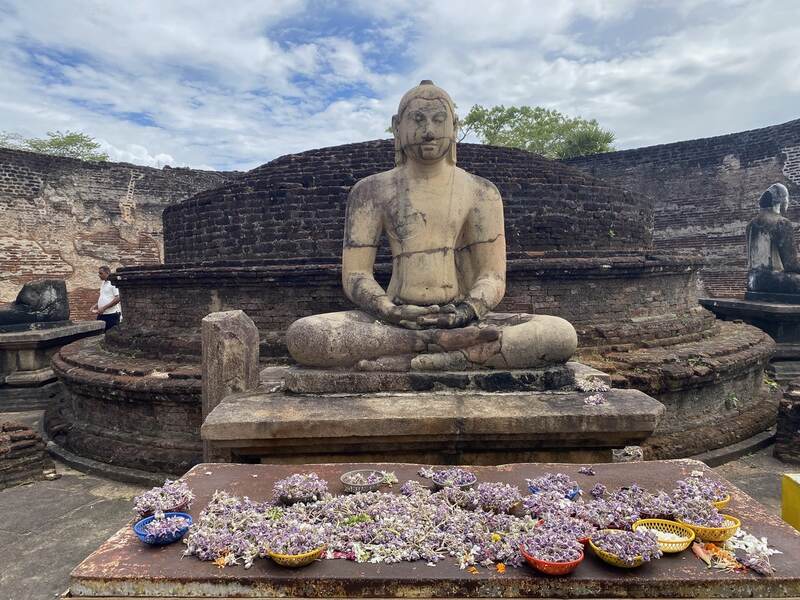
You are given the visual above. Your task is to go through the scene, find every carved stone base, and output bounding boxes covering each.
[284,361,608,394]
[202,378,665,465]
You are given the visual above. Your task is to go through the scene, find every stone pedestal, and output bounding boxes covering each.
[0,321,104,411]
[202,362,664,465]
[700,297,796,380]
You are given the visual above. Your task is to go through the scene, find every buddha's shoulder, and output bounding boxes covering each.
[349,169,399,197]
[456,168,501,201]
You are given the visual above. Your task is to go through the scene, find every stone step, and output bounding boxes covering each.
[202,387,664,463]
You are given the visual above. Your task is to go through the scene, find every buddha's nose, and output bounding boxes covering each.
[422,131,435,142]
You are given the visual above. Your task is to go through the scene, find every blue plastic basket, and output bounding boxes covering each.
[133,512,192,545]
[528,485,581,500]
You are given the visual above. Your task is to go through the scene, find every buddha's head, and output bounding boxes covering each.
[759,183,790,215]
[392,80,457,166]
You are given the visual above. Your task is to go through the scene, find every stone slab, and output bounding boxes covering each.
[701,297,800,319]
[68,460,800,598]
[0,320,104,349]
[284,363,585,394]
[201,387,664,463]
[746,291,800,305]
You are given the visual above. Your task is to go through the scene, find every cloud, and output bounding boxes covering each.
[0,0,797,170]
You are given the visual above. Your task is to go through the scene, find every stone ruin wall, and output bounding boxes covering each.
[0,148,236,319]
[566,118,800,298]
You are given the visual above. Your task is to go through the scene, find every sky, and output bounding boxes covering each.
[0,0,798,172]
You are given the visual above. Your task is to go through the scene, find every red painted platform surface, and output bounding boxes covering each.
[68,460,800,598]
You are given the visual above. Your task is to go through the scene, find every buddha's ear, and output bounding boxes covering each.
[391,114,399,136]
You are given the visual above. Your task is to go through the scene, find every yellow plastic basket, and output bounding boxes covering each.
[588,531,644,568]
[632,519,695,553]
[712,494,731,510]
[268,545,325,568]
[677,515,740,542]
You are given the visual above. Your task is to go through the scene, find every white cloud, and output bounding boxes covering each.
[0,0,797,170]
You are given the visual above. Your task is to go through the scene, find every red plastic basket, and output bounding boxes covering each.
[520,546,584,575]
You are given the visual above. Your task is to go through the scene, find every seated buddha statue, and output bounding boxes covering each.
[746,183,800,297]
[286,80,577,371]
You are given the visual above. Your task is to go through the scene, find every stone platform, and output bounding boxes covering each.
[202,374,664,464]
[67,460,800,598]
[0,320,104,411]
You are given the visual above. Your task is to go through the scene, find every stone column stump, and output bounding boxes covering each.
[201,310,259,462]
[776,379,800,463]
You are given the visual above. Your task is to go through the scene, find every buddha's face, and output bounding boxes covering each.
[396,98,454,164]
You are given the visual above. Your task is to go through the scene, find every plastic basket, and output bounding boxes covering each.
[520,545,584,575]
[340,470,383,494]
[588,531,644,568]
[712,494,731,510]
[268,545,325,567]
[632,519,695,553]
[133,512,192,546]
[677,515,740,542]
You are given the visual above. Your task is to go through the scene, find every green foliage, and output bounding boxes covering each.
[460,105,615,159]
[0,129,108,162]
[763,376,780,391]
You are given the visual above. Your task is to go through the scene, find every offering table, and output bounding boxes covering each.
[67,460,800,599]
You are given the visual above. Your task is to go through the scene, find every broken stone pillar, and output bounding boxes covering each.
[201,310,259,462]
[776,379,800,463]
[0,420,56,489]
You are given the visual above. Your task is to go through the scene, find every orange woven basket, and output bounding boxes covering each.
[520,545,584,576]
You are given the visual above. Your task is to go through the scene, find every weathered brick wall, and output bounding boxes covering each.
[566,118,800,298]
[163,141,653,263]
[0,148,237,319]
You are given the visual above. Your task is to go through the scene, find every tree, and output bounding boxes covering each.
[459,105,615,159]
[0,130,109,162]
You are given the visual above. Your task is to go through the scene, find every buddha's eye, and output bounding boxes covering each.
[413,112,425,123]
[433,113,446,123]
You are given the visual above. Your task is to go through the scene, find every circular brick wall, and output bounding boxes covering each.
[163,140,653,263]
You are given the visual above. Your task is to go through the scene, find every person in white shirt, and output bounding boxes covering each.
[91,265,121,330]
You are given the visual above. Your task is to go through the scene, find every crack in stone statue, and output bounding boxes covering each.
[0,280,70,330]
[286,80,577,370]
[746,183,800,299]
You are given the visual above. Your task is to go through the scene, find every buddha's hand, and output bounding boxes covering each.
[383,304,440,329]
[417,303,476,329]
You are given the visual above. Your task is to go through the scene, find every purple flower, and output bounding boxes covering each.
[539,515,597,541]
[431,467,477,488]
[475,482,522,513]
[133,479,194,517]
[526,472,580,497]
[272,473,328,503]
[521,529,583,563]
[578,466,596,476]
[673,497,725,527]
[592,529,662,564]
[142,515,190,542]
[590,483,606,499]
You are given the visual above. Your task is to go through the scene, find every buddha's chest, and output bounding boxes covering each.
[384,187,471,248]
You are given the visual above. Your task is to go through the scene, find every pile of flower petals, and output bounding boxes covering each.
[184,486,540,569]
[133,479,194,516]
[591,529,662,564]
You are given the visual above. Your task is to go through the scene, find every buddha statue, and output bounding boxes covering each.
[746,183,800,299]
[286,80,577,371]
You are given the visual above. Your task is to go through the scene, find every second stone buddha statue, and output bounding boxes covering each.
[286,80,577,371]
